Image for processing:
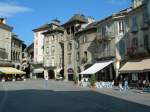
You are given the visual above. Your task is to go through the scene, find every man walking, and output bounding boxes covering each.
[44,75,49,89]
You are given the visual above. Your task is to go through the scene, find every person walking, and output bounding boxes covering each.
[119,80,123,92]
[124,79,129,91]
[44,75,49,89]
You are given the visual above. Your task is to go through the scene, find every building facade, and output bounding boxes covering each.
[0,18,13,66]
[32,23,50,77]
[62,14,95,81]
[11,34,23,69]
[119,0,150,83]
[42,20,64,79]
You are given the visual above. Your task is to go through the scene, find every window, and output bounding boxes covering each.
[67,28,70,35]
[119,40,126,57]
[102,26,106,37]
[84,51,87,58]
[132,16,138,30]
[71,26,75,34]
[46,37,49,43]
[144,35,149,49]
[83,35,87,43]
[68,53,71,64]
[76,52,80,61]
[46,47,49,54]
[118,21,124,33]
[132,38,138,49]
[143,12,148,23]
[51,46,55,55]
[76,40,79,49]
[52,35,55,41]
[67,43,72,51]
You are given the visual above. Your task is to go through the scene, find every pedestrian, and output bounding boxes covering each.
[124,79,129,91]
[119,80,123,92]
[44,75,49,89]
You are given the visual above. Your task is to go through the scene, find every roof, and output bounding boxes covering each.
[0,23,13,31]
[26,43,34,51]
[75,22,98,35]
[63,14,87,26]
[42,26,64,35]
[12,33,24,42]
[32,24,51,32]
[96,8,131,25]
[33,22,61,32]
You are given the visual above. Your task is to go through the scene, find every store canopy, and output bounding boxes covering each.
[119,58,150,73]
[33,68,44,73]
[0,67,26,75]
[80,60,113,75]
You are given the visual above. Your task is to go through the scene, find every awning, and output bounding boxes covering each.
[80,60,113,75]
[33,68,44,73]
[0,67,26,74]
[119,58,150,73]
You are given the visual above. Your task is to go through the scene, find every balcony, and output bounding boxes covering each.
[131,26,138,33]
[141,22,149,30]
[94,49,115,59]
[44,62,57,68]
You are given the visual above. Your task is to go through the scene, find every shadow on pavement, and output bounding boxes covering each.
[0,89,149,112]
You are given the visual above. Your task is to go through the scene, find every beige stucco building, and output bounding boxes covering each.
[119,0,150,82]
[0,18,13,66]
[11,33,23,69]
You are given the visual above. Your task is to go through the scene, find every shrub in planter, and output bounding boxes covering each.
[90,75,96,87]
[73,75,78,84]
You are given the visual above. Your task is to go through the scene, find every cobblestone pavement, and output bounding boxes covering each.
[0,79,149,112]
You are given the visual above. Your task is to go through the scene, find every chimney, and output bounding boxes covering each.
[87,16,95,24]
[52,19,60,26]
[0,18,6,24]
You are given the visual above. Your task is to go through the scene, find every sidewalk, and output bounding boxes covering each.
[89,87,150,106]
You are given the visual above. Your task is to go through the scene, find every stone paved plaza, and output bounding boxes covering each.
[0,79,150,112]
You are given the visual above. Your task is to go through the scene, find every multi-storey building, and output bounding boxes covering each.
[42,20,64,79]
[22,43,33,78]
[120,0,150,82]
[0,18,13,66]
[62,14,95,81]
[78,9,131,82]
[74,21,98,80]
[11,33,23,69]
[32,22,50,78]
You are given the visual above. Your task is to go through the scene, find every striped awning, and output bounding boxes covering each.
[0,67,26,74]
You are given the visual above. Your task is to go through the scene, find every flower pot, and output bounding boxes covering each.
[2,79,5,82]
[12,78,16,82]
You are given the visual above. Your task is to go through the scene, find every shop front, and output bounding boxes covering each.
[119,58,150,87]
[67,68,74,81]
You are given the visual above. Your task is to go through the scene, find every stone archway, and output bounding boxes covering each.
[48,70,55,79]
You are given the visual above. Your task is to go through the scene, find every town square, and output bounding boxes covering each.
[0,0,150,111]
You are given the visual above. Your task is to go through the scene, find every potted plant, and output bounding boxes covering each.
[90,74,96,88]
[1,77,5,82]
[73,75,78,86]
[12,75,16,82]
